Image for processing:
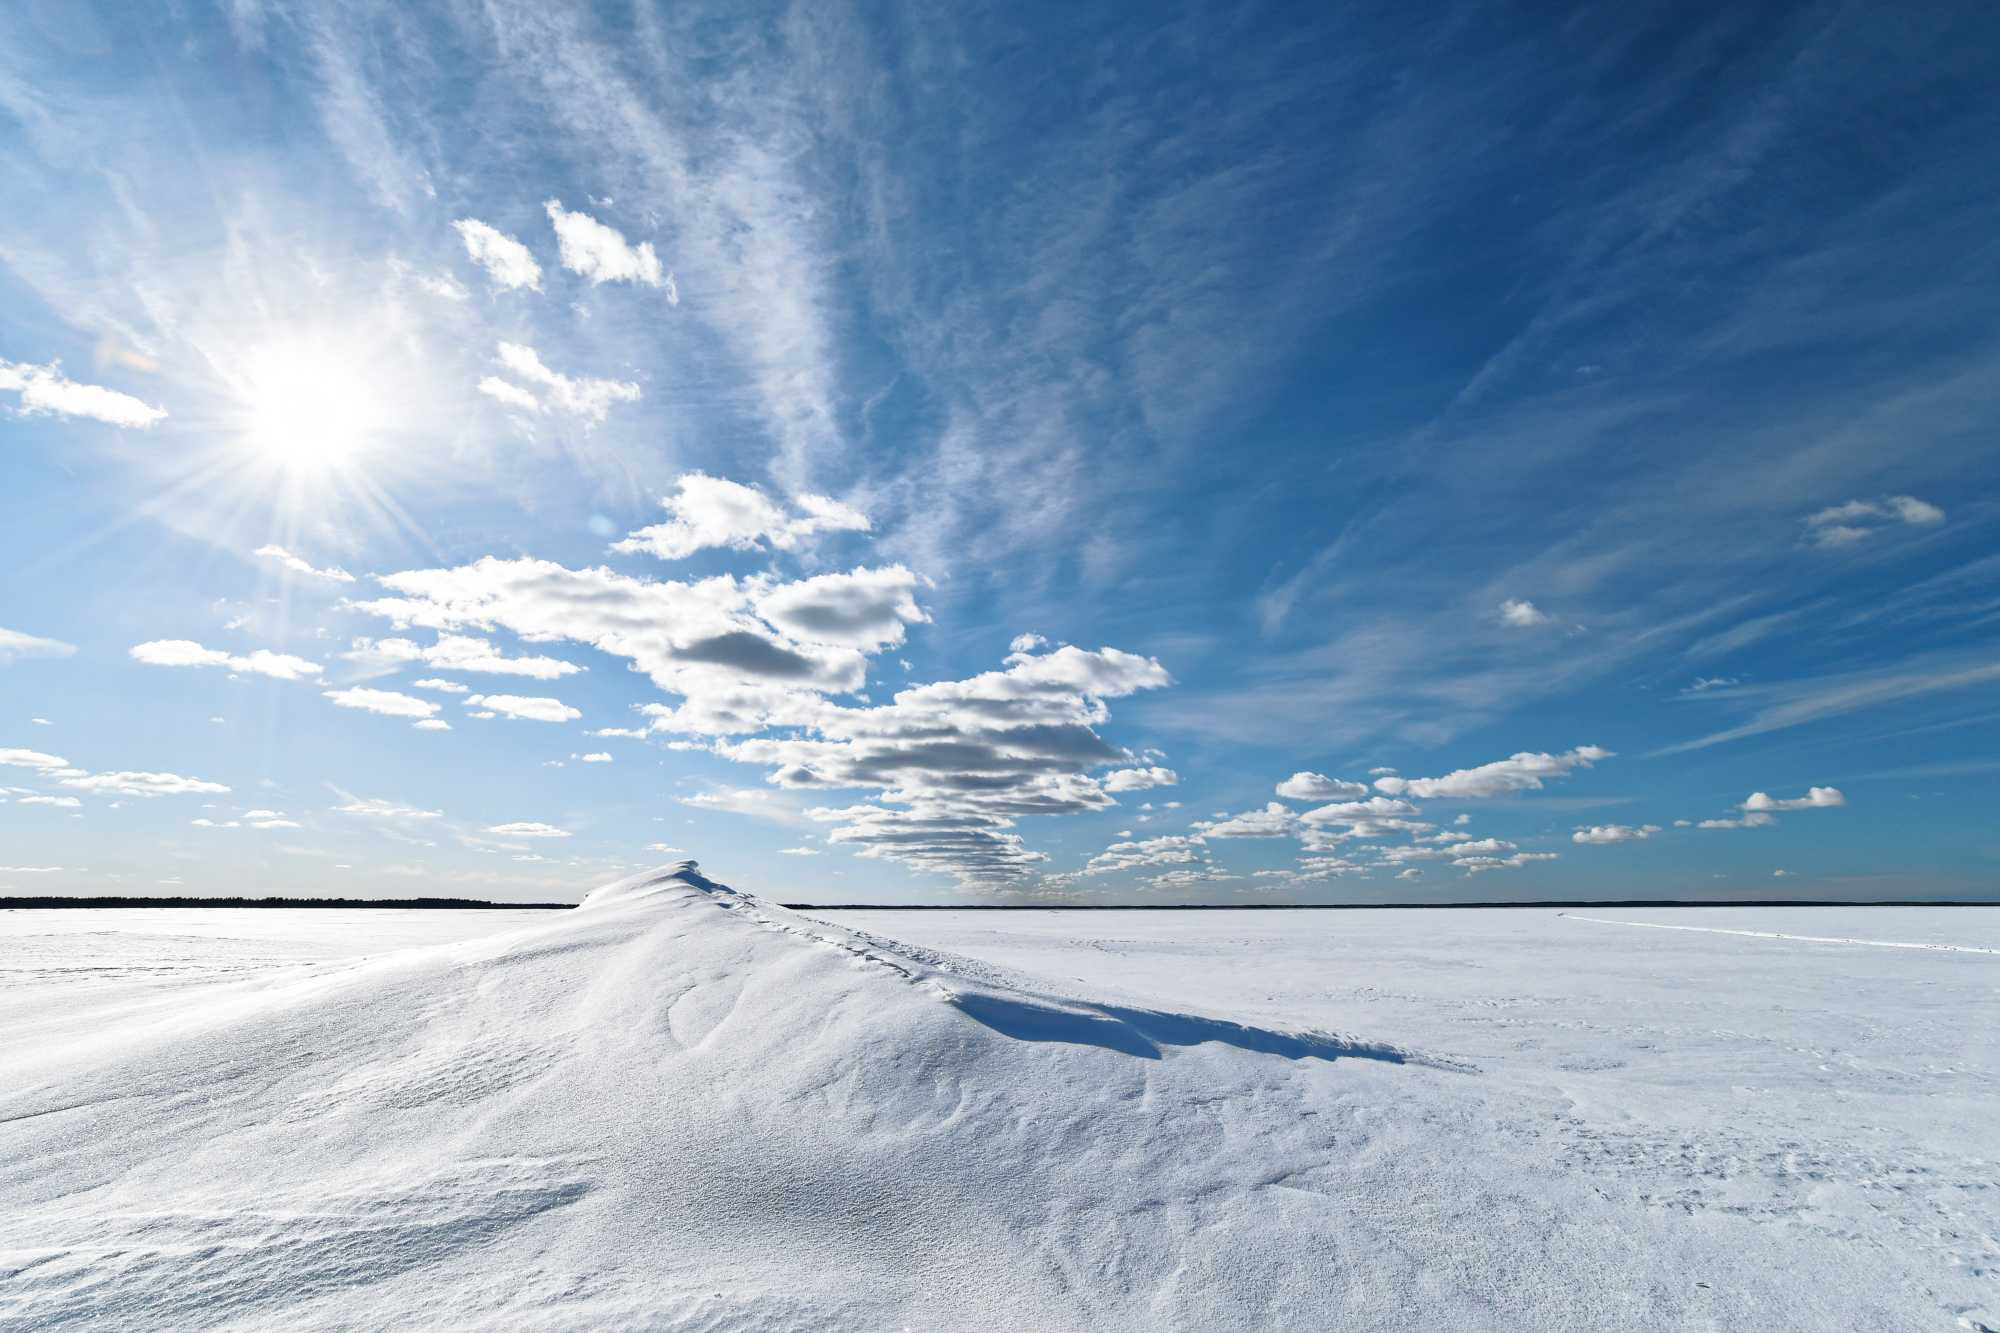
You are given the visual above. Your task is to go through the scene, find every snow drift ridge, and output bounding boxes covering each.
[0,864,1501,1330]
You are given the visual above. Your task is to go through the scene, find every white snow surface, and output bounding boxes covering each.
[0,868,1992,1331]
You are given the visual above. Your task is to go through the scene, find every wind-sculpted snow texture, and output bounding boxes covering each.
[1,870,1992,1330]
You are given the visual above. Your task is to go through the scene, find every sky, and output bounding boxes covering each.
[2,0,1997,904]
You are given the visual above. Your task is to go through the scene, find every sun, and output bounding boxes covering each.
[238,336,389,472]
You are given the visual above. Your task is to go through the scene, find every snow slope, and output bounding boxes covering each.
[2,868,1991,1330]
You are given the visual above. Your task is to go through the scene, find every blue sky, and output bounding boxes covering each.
[2,0,1996,903]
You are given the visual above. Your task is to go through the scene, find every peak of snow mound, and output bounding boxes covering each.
[575,860,727,910]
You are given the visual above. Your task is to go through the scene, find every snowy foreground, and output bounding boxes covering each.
[2,868,1994,1330]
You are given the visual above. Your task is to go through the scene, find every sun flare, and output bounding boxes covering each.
[238,337,387,471]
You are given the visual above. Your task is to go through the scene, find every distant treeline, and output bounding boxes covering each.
[1,896,574,910]
[787,898,1993,911]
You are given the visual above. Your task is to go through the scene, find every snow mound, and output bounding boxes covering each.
[0,865,1930,1329]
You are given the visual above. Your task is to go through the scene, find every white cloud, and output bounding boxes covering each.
[351,482,1168,886]
[19,794,82,808]
[1499,598,1550,627]
[254,545,354,583]
[0,358,166,428]
[1275,771,1368,800]
[545,200,668,289]
[413,719,451,731]
[1455,851,1559,874]
[1571,823,1662,844]
[0,628,77,664]
[411,678,470,693]
[415,272,469,302]
[347,634,582,680]
[1698,812,1777,830]
[132,640,323,682]
[1009,633,1051,654]
[464,693,580,723]
[1194,803,1299,838]
[0,747,69,771]
[335,797,441,819]
[1656,657,2000,754]
[1396,868,1423,881]
[452,218,542,290]
[613,473,870,561]
[1375,746,1611,799]
[1742,786,1845,812]
[1081,834,1207,875]
[481,342,640,423]
[1681,676,1739,694]
[1804,495,1945,547]
[323,687,437,718]
[754,567,928,651]
[477,377,541,413]
[579,752,612,763]
[779,846,820,856]
[1301,796,1420,823]
[61,771,229,797]
[485,821,571,838]
[1102,766,1177,792]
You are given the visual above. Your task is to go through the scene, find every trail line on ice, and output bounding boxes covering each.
[1560,913,2000,954]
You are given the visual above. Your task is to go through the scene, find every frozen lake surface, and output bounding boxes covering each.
[2,878,1994,1330]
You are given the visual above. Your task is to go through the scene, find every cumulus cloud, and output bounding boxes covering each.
[351,555,919,734]
[1102,766,1178,792]
[1195,802,1299,838]
[1396,868,1423,881]
[347,634,582,680]
[322,687,437,718]
[0,358,166,428]
[254,545,354,583]
[411,678,469,693]
[0,747,69,771]
[1081,834,1207,876]
[61,771,229,797]
[464,693,580,723]
[1455,851,1559,873]
[453,218,541,290]
[353,479,1169,887]
[1375,746,1611,799]
[478,342,640,423]
[1275,771,1368,800]
[19,794,82,808]
[413,719,451,731]
[1698,812,1776,830]
[131,640,323,682]
[1804,495,1945,547]
[1301,795,1420,823]
[612,473,870,561]
[545,200,669,290]
[1499,598,1550,627]
[1009,632,1051,654]
[1742,786,1845,812]
[753,567,928,650]
[579,752,612,763]
[1571,823,1662,844]
[0,627,77,664]
[485,821,570,838]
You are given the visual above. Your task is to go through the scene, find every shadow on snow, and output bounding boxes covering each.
[948,991,1413,1064]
